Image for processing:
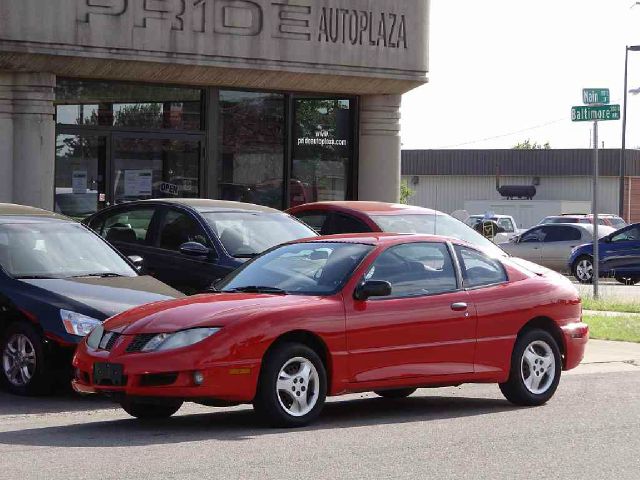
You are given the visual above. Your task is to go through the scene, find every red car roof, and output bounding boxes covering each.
[295,232,460,246]
[287,201,439,216]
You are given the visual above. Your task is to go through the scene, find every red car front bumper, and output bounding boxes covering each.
[72,338,261,403]
[561,322,589,371]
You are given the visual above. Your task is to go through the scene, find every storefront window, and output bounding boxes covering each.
[292,99,353,205]
[113,137,201,205]
[218,91,285,209]
[55,134,106,220]
[56,80,203,130]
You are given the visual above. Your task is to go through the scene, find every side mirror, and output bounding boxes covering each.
[127,255,144,271]
[179,242,210,257]
[602,236,612,243]
[354,280,392,301]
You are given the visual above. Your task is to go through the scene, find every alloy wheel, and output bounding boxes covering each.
[520,340,556,395]
[276,357,320,417]
[2,334,37,387]
[575,259,593,282]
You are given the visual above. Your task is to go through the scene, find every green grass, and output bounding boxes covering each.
[582,297,640,314]
[584,314,640,343]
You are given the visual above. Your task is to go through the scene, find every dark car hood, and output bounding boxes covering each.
[104,293,332,334]
[20,276,184,319]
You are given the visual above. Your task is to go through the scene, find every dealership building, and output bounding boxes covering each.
[0,0,429,216]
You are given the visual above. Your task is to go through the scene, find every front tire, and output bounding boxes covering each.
[120,398,183,419]
[615,276,640,286]
[374,388,417,399]
[1,322,52,396]
[572,256,594,284]
[253,343,327,428]
[499,329,562,406]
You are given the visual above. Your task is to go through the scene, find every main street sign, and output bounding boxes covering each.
[571,104,620,122]
[582,88,610,105]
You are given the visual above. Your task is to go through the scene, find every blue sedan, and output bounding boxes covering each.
[569,223,640,285]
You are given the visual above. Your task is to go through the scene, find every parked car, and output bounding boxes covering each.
[83,199,317,294]
[0,203,183,396]
[286,201,507,258]
[500,223,615,272]
[540,214,627,229]
[73,233,588,427]
[465,214,524,243]
[569,223,640,284]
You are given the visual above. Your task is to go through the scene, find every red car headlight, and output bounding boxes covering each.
[141,327,221,352]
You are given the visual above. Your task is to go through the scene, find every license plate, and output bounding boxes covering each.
[93,362,125,386]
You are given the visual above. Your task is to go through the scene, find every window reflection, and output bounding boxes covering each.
[218,91,285,209]
[292,99,352,205]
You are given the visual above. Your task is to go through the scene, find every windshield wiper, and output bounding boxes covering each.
[16,275,57,280]
[70,273,125,278]
[233,253,259,259]
[225,286,288,295]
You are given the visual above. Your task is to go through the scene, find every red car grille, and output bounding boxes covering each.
[125,333,158,353]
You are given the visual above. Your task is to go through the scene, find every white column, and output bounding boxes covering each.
[0,72,56,210]
[357,95,402,203]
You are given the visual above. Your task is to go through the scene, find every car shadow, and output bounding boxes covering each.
[0,388,115,416]
[0,393,525,448]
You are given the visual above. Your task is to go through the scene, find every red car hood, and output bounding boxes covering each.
[103,293,330,335]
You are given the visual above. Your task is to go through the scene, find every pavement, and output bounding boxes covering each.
[0,340,639,480]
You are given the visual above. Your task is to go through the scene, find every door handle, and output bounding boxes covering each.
[451,302,468,312]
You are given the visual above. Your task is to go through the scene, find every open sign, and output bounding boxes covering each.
[159,182,179,196]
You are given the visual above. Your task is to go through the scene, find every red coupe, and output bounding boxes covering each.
[73,234,588,427]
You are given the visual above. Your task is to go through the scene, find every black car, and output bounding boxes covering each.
[0,203,182,396]
[83,199,317,293]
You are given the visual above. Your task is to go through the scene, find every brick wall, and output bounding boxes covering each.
[623,177,640,224]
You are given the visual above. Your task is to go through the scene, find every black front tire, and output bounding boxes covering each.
[614,276,640,286]
[120,398,183,419]
[253,343,327,428]
[572,256,594,284]
[0,322,52,396]
[499,329,562,406]
[374,388,417,399]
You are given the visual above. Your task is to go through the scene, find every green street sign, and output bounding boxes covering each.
[571,104,620,122]
[582,88,610,105]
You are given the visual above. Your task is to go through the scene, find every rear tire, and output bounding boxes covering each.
[374,388,417,399]
[120,399,183,419]
[572,256,594,284]
[614,276,640,286]
[253,342,327,428]
[1,322,52,396]
[499,329,562,406]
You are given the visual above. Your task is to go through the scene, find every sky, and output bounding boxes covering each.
[400,0,640,150]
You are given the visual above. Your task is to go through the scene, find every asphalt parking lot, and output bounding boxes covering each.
[1,344,638,480]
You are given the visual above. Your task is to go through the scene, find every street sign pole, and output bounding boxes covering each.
[592,120,599,299]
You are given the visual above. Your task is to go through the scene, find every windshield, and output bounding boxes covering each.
[371,214,506,257]
[0,223,137,279]
[201,212,316,258]
[218,242,373,295]
[609,217,627,229]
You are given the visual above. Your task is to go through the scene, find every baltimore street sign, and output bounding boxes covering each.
[571,104,620,122]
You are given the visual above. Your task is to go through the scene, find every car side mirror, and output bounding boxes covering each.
[603,236,612,243]
[354,280,392,301]
[180,242,210,257]
[127,255,144,271]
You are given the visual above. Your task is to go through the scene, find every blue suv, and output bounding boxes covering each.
[569,223,640,285]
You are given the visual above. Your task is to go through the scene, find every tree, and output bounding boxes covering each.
[400,180,414,205]
[513,139,551,150]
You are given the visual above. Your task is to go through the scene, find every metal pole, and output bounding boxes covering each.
[593,120,600,299]
[620,46,629,220]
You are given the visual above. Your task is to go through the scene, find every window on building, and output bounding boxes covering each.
[292,99,353,204]
[218,91,285,210]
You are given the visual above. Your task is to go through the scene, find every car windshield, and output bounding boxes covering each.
[0,222,137,279]
[609,217,627,229]
[371,214,506,257]
[218,242,373,295]
[200,212,316,258]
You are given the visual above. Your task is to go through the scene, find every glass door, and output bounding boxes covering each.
[55,133,108,220]
[112,134,204,205]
